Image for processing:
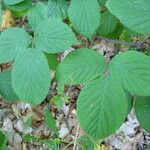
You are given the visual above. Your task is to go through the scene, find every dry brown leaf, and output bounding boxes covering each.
[0,10,15,31]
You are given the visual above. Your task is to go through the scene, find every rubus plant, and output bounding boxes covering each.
[0,0,150,145]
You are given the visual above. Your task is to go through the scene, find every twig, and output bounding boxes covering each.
[73,123,80,150]
[95,36,146,48]
[132,132,143,150]
[62,141,74,150]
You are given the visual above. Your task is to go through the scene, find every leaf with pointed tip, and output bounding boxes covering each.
[0,28,31,63]
[34,19,76,53]
[106,0,150,34]
[27,2,47,29]
[44,107,58,135]
[47,0,68,20]
[55,48,105,84]
[68,0,100,39]
[12,48,50,105]
[77,74,130,139]
[0,70,18,101]
[110,51,150,96]
[135,96,150,133]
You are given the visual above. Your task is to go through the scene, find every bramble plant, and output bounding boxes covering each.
[0,0,150,147]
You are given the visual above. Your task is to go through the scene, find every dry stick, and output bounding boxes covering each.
[73,123,80,150]
[95,36,146,48]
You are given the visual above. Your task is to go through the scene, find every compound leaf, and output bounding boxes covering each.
[34,18,75,53]
[0,27,31,63]
[12,48,50,105]
[106,0,150,34]
[0,70,18,101]
[27,2,47,29]
[110,51,150,96]
[55,48,105,84]
[47,0,68,20]
[77,74,129,139]
[135,96,150,133]
[68,0,100,40]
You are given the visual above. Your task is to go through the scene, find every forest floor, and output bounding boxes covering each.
[0,38,150,150]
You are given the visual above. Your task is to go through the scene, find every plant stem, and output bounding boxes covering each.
[95,36,145,48]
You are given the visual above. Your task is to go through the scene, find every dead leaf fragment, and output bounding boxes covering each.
[0,10,15,31]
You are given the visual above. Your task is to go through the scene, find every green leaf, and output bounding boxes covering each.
[98,0,107,6]
[23,134,39,143]
[45,53,59,70]
[44,107,58,134]
[51,96,63,109]
[11,10,28,18]
[0,27,31,63]
[77,74,130,139]
[4,0,24,5]
[34,18,76,53]
[5,0,32,11]
[42,139,60,150]
[97,11,117,36]
[55,48,105,85]
[110,51,150,96]
[0,130,7,150]
[47,0,68,20]
[68,0,100,39]
[106,0,150,34]
[106,23,124,39]
[12,48,50,105]
[147,144,150,149]
[135,96,150,133]
[77,136,94,150]
[27,2,47,30]
[24,116,32,129]
[0,70,18,101]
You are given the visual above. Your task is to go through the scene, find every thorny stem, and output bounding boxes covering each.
[95,36,149,49]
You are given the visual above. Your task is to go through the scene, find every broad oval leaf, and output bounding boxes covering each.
[0,27,31,63]
[68,0,100,40]
[97,11,117,36]
[12,48,50,104]
[55,48,105,84]
[4,0,24,5]
[106,0,150,34]
[77,74,129,139]
[0,70,18,101]
[27,2,47,29]
[34,18,76,53]
[135,96,150,133]
[47,0,68,20]
[110,51,150,96]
